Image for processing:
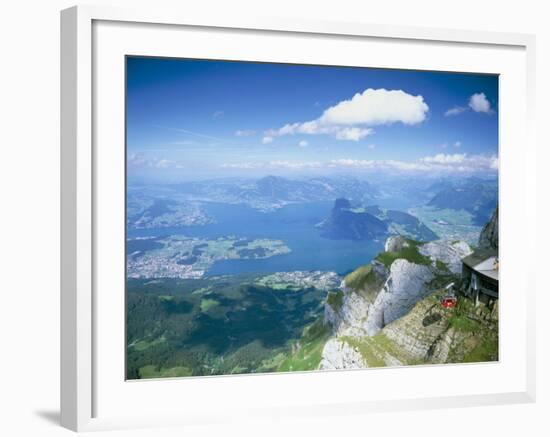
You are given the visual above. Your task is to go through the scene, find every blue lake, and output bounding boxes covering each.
[127,201,384,276]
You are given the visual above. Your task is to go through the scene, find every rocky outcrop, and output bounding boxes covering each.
[365,259,434,336]
[320,236,483,369]
[479,206,498,250]
[419,240,472,274]
[381,292,455,362]
[384,235,409,252]
[378,288,498,364]
[321,288,499,370]
[319,338,366,370]
[324,261,388,337]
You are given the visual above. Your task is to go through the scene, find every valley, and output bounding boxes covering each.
[126,273,332,379]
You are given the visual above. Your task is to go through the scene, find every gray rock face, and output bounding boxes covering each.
[324,262,389,337]
[382,299,452,361]
[365,259,434,336]
[319,338,366,370]
[320,236,476,370]
[328,289,372,336]
[384,235,410,252]
[479,206,498,250]
[419,240,472,274]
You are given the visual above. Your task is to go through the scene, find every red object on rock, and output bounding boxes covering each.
[441,296,457,308]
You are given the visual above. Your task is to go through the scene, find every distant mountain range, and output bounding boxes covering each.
[169,175,381,211]
[427,177,498,225]
[318,199,438,242]
[127,174,498,219]
[126,193,214,229]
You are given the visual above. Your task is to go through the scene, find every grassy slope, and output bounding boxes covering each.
[277,319,331,372]
[139,365,193,378]
[326,290,344,311]
[375,239,431,268]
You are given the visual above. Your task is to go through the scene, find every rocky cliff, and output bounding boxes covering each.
[478,206,498,250]
[318,235,498,370]
[321,287,498,370]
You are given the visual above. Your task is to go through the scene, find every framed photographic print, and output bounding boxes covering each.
[61,5,536,432]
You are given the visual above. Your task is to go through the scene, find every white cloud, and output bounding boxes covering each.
[262,136,274,144]
[469,93,493,113]
[220,160,322,170]
[419,153,498,172]
[298,140,308,147]
[327,159,430,172]
[128,154,179,169]
[420,153,466,164]
[453,141,462,148]
[235,129,256,137]
[334,127,372,141]
[220,153,497,174]
[220,162,261,169]
[445,106,467,117]
[269,160,322,169]
[445,92,495,116]
[265,88,428,142]
[320,88,429,126]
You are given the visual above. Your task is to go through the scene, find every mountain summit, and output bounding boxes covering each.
[318,199,438,242]
[318,198,387,241]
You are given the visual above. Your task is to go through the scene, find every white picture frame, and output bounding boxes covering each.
[60,5,536,432]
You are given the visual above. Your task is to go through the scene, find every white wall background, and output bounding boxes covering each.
[0,1,547,436]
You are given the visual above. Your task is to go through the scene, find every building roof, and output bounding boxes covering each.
[462,248,498,269]
[478,268,498,281]
[462,248,499,283]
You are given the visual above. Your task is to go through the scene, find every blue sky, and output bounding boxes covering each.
[126,56,498,182]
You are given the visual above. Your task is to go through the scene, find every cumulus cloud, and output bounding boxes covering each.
[298,140,308,147]
[469,93,493,113]
[445,93,495,116]
[265,88,428,142]
[334,127,372,141]
[261,136,274,144]
[320,88,429,126]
